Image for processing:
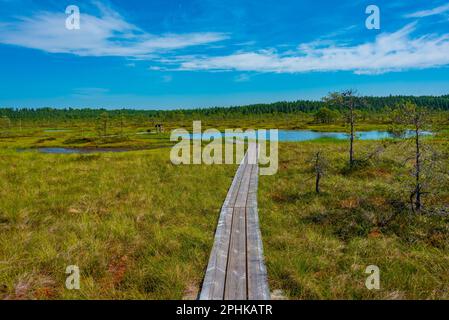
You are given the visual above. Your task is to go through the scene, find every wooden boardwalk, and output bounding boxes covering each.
[200,143,270,300]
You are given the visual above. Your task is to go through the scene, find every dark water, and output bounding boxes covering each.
[35,147,137,154]
[43,129,71,133]
[20,130,431,154]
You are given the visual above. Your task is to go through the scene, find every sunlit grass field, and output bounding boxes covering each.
[0,147,237,299]
[259,139,449,299]
[0,126,448,300]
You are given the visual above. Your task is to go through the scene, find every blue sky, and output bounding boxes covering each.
[1,0,449,109]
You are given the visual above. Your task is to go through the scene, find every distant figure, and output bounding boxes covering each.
[155,124,164,133]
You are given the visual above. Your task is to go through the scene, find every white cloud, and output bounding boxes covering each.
[405,3,449,18]
[2,3,449,77]
[178,23,449,74]
[0,3,227,58]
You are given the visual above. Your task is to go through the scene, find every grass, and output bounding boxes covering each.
[0,147,237,299]
[1,123,448,300]
[0,126,174,150]
[259,139,449,299]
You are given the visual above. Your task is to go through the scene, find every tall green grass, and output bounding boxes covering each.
[0,148,237,299]
[1,127,448,300]
[259,141,449,299]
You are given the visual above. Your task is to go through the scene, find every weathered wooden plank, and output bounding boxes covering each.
[234,161,252,208]
[201,146,270,301]
[247,206,270,300]
[223,154,247,209]
[247,141,258,165]
[224,207,247,300]
[246,142,258,208]
[226,154,248,208]
[247,164,258,208]
[200,154,248,300]
[199,207,234,300]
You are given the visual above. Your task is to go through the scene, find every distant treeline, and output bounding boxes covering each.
[1,94,449,122]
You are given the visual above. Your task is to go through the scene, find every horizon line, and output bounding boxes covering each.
[1,92,449,112]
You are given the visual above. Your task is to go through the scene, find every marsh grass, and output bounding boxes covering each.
[259,140,449,299]
[1,126,448,300]
[0,147,237,299]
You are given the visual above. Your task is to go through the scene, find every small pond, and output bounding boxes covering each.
[43,129,71,133]
[18,130,432,154]
[29,147,138,154]
[186,130,432,142]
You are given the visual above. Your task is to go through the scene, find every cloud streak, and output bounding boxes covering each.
[0,3,227,58]
[178,23,449,74]
[1,3,449,77]
[405,3,449,18]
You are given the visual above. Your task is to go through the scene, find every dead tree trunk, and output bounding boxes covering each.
[323,90,359,169]
[349,100,355,169]
[342,90,357,169]
[413,121,422,212]
[314,152,323,194]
